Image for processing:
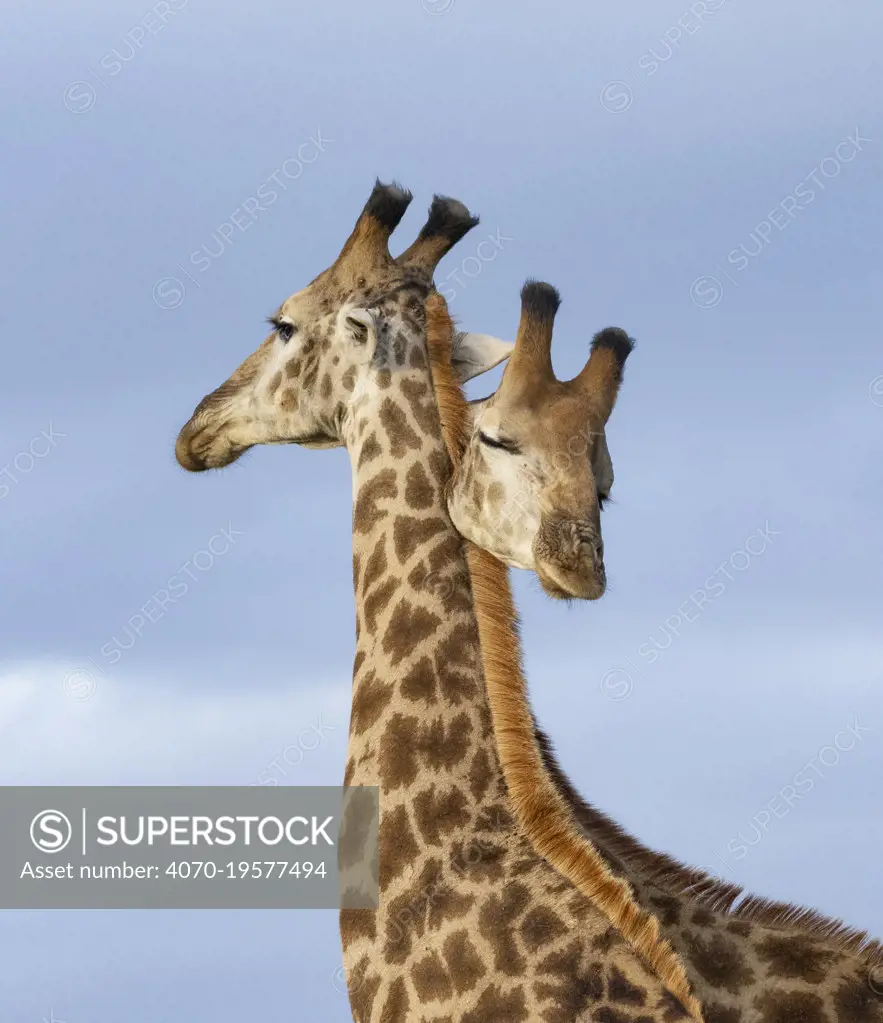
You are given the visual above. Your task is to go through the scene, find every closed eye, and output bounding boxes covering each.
[479,431,519,454]
[345,315,371,344]
[598,493,609,509]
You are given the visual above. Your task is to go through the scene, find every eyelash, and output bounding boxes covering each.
[268,318,296,343]
[478,431,519,454]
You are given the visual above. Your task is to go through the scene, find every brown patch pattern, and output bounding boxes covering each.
[379,803,421,888]
[443,930,486,994]
[379,396,421,457]
[353,469,397,534]
[381,598,441,665]
[755,934,835,984]
[404,461,435,509]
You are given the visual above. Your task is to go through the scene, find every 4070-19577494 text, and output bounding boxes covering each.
[19,860,328,881]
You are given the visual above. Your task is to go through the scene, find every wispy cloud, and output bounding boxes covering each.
[0,662,351,787]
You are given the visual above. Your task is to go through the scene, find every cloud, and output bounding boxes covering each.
[0,661,351,787]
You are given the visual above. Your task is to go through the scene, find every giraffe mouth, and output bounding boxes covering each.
[176,424,340,471]
[536,572,574,600]
[536,561,607,601]
[175,426,247,472]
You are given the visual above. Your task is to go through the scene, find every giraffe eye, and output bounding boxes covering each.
[345,316,370,344]
[479,431,519,454]
[268,317,296,343]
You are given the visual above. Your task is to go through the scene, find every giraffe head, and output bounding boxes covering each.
[447,281,634,600]
[175,180,510,471]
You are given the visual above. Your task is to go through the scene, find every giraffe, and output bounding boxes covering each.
[175,180,702,1022]
[425,283,883,1023]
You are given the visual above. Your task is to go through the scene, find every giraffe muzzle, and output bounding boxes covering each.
[533,518,606,600]
[175,422,245,472]
[175,429,209,472]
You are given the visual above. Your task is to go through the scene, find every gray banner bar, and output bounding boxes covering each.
[0,787,378,909]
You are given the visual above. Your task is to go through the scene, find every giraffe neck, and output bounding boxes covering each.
[343,340,495,798]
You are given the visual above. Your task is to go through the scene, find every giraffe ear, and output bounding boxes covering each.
[450,332,514,384]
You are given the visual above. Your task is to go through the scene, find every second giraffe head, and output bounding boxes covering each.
[448,281,634,600]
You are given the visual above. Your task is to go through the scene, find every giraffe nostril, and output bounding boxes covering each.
[175,430,208,472]
[575,524,603,563]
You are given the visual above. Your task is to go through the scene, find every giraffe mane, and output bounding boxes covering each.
[425,292,706,1023]
[536,727,883,964]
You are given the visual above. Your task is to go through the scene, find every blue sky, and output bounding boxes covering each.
[2,0,882,1018]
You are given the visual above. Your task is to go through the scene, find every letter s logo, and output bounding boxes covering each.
[30,810,73,853]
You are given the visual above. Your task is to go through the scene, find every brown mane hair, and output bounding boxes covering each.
[425,292,705,1022]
